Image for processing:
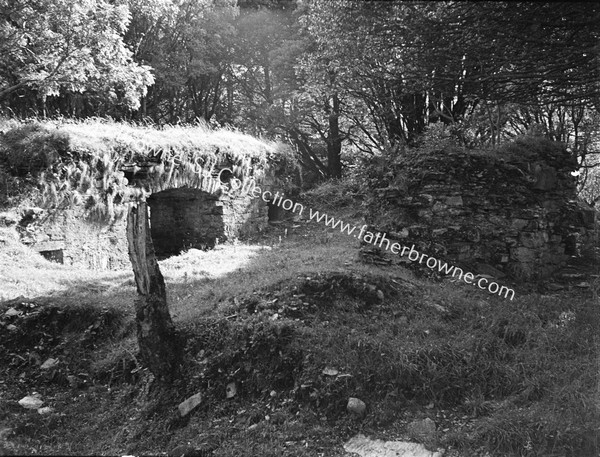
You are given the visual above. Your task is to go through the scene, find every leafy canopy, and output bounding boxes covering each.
[0,0,154,108]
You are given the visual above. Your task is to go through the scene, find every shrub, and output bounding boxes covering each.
[0,123,71,177]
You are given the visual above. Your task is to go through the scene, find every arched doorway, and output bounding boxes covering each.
[147,187,225,258]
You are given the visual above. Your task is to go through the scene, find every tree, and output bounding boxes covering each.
[127,201,181,383]
[125,0,238,123]
[296,0,600,152]
[0,0,154,117]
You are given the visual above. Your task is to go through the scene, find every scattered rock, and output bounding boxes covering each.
[177,392,203,417]
[344,434,444,457]
[67,375,81,388]
[347,397,367,417]
[0,212,18,227]
[37,407,54,415]
[18,395,44,410]
[40,358,58,370]
[429,303,448,313]
[6,324,17,332]
[475,274,494,281]
[474,263,506,279]
[576,281,590,288]
[4,308,20,318]
[407,418,436,441]
[226,382,237,399]
[322,367,339,376]
[376,290,384,301]
[546,283,564,291]
[270,411,286,425]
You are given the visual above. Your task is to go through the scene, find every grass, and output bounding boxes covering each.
[0,182,598,457]
[0,226,134,303]
[0,117,286,172]
[0,117,299,224]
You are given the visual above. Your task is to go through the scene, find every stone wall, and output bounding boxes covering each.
[363,136,596,280]
[18,180,272,268]
[17,207,129,270]
[1,121,290,269]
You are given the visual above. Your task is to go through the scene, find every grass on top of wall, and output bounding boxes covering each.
[0,117,296,222]
[0,117,283,174]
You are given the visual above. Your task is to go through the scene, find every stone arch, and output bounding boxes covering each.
[123,158,272,259]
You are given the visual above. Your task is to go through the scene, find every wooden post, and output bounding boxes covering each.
[126,201,181,382]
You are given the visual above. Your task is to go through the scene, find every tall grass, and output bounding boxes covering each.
[0,117,297,222]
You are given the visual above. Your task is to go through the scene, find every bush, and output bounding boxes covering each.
[302,177,362,210]
[0,123,71,177]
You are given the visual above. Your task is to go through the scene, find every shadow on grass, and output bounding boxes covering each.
[1,219,597,457]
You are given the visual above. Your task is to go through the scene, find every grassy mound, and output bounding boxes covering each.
[0,202,597,456]
[167,271,597,456]
[0,118,297,219]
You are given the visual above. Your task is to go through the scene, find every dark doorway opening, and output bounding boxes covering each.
[40,249,64,264]
[148,188,225,259]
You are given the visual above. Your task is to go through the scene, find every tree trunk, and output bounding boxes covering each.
[263,56,273,106]
[126,201,181,382]
[327,93,343,179]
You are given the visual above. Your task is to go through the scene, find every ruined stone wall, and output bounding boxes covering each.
[364,137,596,280]
[18,181,272,268]
[221,191,270,238]
[18,207,129,270]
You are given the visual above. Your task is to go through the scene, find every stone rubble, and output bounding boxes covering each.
[347,397,367,417]
[344,434,444,457]
[362,138,596,280]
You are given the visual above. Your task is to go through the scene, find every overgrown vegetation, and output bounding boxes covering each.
[0,207,597,456]
[3,1,599,182]
[1,0,598,452]
[0,118,298,219]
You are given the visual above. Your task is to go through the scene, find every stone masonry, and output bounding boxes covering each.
[18,171,273,268]
[17,206,129,270]
[148,186,269,258]
[363,137,596,280]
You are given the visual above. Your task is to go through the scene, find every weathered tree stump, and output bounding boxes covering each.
[126,201,181,382]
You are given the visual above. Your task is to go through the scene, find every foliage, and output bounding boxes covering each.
[578,153,600,207]
[0,123,71,177]
[0,118,293,221]
[125,0,238,122]
[296,1,600,150]
[301,177,361,211]
[1,0,599,180]
[0,0,154,112]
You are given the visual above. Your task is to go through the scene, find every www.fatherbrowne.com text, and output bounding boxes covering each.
[215,170,516,301]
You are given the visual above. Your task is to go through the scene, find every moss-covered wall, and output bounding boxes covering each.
[363,136,596,280]
[17,207,129,270]
[0,120,294,269]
